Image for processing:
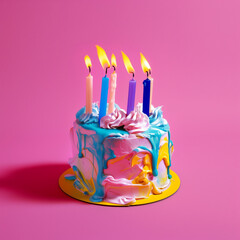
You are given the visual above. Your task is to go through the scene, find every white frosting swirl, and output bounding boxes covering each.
[100,108,126,129]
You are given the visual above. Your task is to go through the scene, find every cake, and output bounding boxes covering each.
[66,103,174,205]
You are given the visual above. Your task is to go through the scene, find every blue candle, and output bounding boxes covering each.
[96,45,111,123]
[127,78,136,115]
[99,75,109,122]
[143,78,151,116]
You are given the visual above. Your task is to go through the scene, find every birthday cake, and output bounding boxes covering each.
[67,103,173,205]
[64,46,175,205]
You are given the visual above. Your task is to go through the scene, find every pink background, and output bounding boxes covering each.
[0,0,239,239]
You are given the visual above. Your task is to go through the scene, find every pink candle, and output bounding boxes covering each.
[84,55,93,113]
[108,54,117,114]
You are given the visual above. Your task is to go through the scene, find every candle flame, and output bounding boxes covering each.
[84,55,92,69]
[111,54,117,69]
[96,45,110,70]
[121,51,135,74]
[140,53,151,74]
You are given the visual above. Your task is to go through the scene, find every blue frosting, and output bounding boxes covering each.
[76,103,99,124]
[139,123,170,177]
[72,165,93,192]
[64,174,76,180]
[149,106,167,127]
[76,103,121,124]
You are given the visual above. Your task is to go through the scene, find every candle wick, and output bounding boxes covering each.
[113,66,116,71]
[132,72,135,78]
[105,67,110,75]
[88,66,91,73]
[147,70,151,77]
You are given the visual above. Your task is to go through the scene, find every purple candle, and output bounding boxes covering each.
[121,51,136,115]
[127,78,136,114]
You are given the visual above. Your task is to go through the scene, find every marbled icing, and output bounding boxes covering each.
[67,102,174,205]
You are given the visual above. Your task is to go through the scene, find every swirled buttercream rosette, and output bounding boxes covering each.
[76,103,99,124]
[122,106,150,134]
[149,106,168,127]
[100,108,126,129]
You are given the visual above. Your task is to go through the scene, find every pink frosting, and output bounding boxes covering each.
[122,108,150,134]
[100,108,126,129]
[104,151,143,179]
[100,105,150,134]
[102,176,151,205]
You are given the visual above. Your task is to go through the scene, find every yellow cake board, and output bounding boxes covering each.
[59,168,180,206]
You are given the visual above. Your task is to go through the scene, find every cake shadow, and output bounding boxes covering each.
[0,163,85,204]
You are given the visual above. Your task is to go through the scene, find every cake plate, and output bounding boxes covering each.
[59,168,180,206]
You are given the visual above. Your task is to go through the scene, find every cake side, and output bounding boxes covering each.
[66,103,173,205]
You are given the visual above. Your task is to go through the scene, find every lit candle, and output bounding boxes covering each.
[96,45,110,123]
[84,55,93,113]
[143,78,151,116]
[121,51,136,115]
[140,53,152,116]
[149,75,153,112]
[108,54,117,114]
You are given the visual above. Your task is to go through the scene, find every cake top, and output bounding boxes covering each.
[76,103,169,135]
[78,46,170,139]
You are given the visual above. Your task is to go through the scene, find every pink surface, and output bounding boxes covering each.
[0,0,239,239]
